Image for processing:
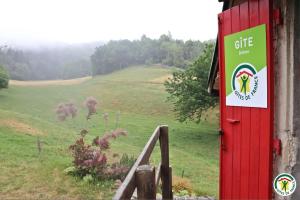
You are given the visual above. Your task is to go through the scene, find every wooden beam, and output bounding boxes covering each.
[113,126,160,200]
[155,163,161,187]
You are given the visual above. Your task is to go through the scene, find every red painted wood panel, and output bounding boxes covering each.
[218,0,273,199]
[221,9,233,199]
[230,6,241,200]
[239,2,251,199]
[248,1,260,199]
[217,11,224,200]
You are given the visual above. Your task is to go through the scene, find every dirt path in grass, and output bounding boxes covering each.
[9,76,92,87]
[0,119,45,135]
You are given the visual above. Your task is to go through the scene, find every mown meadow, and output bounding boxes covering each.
[0,66,219,199]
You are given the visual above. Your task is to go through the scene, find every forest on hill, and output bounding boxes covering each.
[0,33,213,80]
[91,33,212,75]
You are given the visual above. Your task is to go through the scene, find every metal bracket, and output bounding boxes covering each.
[273,138,281,156]
[273,8,283,25]
[219,129,224,136]
[219,129,226,151]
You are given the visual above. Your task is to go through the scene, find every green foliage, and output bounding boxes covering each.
[0,65,9,89]
[91,34,205,75]
[83,174,94,183]
[64,166,77,175]
[119,153,136,168]
[165,44,218,123]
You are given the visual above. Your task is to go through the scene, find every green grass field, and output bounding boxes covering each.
[0,66,219,199]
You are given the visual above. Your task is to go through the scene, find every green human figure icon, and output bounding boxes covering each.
[240,75,249,95]
[281,180,288,192]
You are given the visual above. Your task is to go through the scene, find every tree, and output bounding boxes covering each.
[91,33,205,76]
[164,43,218,123]
[0,65,9,89]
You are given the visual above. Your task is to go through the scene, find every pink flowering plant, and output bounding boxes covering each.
[69,128,129,180]
[58,96,135,182]
[84,96,98,120]
[55,102,77,121]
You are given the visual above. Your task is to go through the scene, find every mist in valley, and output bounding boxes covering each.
[0,0,221,81]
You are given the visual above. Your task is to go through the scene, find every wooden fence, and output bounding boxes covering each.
[113,125,173,200]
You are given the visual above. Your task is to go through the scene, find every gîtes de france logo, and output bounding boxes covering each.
[273,173,296,196]
[231,63,258,101]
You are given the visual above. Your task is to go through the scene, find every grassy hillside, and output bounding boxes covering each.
[0,66,219,199]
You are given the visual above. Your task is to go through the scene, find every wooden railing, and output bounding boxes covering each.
[113,125,173,200]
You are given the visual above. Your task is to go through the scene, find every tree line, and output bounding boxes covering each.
[0,34,212,80]
[0,43,99,80]
[91,33,209,75]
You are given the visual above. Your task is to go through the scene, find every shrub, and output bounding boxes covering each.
[64,166,76,175]
[84,96,98,119]
[172,176,193,196]
[105,153,136,181]
[69,128,129,180]
[59,97,133,182]
[119,153,136,168]
[55,102,77,121]
[0,65,9,89]
[83,174,94,183]
[69,137,107,177]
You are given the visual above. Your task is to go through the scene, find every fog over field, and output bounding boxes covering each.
[0,0,221,81]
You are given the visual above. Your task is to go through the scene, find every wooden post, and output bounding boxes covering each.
[135,165,156,200]
[159,125,172,199]
[169,166,173,199]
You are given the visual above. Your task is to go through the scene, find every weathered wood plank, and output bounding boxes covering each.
[136,165,156,200]
[159,125,172,199]
[113,126,160,200]
[155,163,161,188]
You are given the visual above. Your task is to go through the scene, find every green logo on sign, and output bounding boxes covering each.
[231,63,258,101]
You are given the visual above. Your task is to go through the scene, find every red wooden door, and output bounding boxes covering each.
[218,0,273,199]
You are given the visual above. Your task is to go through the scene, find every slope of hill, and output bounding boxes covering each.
[0,66,219,199]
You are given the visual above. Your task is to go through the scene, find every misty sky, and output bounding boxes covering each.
[0,0,223,45]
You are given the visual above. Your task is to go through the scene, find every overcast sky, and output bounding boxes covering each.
[0,0,222,46]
